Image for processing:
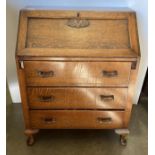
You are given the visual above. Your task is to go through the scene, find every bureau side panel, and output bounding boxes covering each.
[124,58,140,127]
[15,58,30,128]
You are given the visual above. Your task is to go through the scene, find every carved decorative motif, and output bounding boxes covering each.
[67,18,89,28]
[67,12,89,28]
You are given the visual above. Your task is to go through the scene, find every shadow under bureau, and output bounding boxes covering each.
[15,9,140,146]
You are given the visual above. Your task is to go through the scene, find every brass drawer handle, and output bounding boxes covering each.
[37,70,54,78]
[97,117,112,124]
[100,95,114,102]
[38,96,55,102]
[44,118,56,124]
[102,70,118,77]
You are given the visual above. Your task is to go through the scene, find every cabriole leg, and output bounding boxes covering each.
[24,129,39,146]
[115,129,130,146]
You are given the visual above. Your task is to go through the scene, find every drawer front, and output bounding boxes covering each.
[30,110,124,129]
[24,61,131,86]
[28,87,127,110]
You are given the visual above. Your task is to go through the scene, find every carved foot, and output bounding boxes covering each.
[115,129,129,146]
[120,135,127,146]
[27,135,34,146]
[24,129,39,146]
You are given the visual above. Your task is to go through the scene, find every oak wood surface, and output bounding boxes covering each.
[24,61,131,86]
[27,87,128,110]
[17,48,138,58]
[16,58,30,128]
[26,18,130,49]
[123,58,140,127]
[30,110,124,129]
[16,10,140,58]
[19,10,133,19]
[15,10,141,143]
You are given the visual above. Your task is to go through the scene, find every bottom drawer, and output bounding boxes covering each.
[30,110,124,129]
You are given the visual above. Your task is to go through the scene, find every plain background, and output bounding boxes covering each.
[6,0,148,104]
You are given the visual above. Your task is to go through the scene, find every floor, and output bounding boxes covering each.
[7,93,147,155]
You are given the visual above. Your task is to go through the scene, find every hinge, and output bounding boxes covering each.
[19,61,24,69]
[131,61,137,70]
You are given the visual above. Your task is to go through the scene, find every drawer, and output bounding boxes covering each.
[27,87,127,110]
[30,110,124,129]
[24,61,131,86]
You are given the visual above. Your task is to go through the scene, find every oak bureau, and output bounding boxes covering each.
[15,8,140,146]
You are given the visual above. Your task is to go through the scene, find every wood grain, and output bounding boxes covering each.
[123,58,140,127]
[24,61,131,86]
[17,48,138,59]
[16,10,140,59]
[27,87,128,110]
[30,110,124,129]
[19,9,132,19]
[128,13,140,55]
[26,18,130,49]
[16,11,28,52]
[15,10,141,144]
[15,58,30,128]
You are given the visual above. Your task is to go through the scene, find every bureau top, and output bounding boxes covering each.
[16,10,140,59]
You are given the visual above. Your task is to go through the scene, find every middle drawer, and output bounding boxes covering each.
[27,87,127,110]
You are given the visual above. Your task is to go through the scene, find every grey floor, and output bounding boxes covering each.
[7,91,147,155]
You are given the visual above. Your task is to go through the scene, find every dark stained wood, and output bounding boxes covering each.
[24,61,132,86]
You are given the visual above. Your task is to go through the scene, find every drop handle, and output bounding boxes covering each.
[44,118,56,124]
[97,117,112,124]
[102,70,118,77]
[100,95,114,102]
[37,70,54,78]
[38,96,55,102]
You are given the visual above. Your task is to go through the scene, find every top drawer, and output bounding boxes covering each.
[24,61,131,86]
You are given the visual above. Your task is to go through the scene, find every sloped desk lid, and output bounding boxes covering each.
[16,10,140,59]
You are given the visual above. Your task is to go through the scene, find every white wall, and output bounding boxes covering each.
[6,0,24,103]
[6,0,147,104]
[128,0,148,104]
